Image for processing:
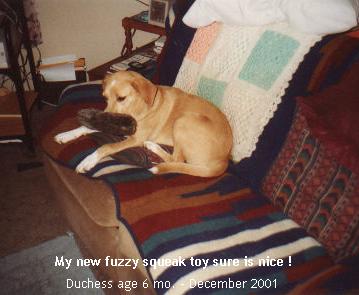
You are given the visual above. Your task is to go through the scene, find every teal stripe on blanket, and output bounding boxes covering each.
[267,212,287,222]
[142,216,243,256]
[104,170,154,184]
[143,212,288,257]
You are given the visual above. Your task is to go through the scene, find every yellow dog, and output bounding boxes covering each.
[55,71,233,177]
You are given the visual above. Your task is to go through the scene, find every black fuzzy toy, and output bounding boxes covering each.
[77,108,137,136]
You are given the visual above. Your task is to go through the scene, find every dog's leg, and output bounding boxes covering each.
[143,141,173,162]
[55,126,98,144]
[76,137,140,173]
[148,113,230,177]
[149,161,227,178]
[144,141,227,177]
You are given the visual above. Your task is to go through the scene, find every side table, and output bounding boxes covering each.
[121,12,166,57]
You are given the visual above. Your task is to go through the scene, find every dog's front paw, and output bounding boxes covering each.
[54,131,78,144]
[76,151,99,173]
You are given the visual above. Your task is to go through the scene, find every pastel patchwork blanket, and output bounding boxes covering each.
[40,93,333,294]
[174,22,321,162]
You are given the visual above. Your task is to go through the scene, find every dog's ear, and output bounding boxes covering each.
[102,75,113,98]
[102,74,111,89]
[130,78,157,106]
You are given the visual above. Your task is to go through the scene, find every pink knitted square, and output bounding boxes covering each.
[186,22,221,64]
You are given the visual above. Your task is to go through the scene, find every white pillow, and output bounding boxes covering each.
[281,0,358,35]
[183,0,285,28]
[183,0,358,35]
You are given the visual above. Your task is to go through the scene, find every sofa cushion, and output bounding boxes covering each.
[262,104,359,262]
[298,61,359,174]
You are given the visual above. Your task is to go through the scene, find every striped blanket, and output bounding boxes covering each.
[41,94,333,294]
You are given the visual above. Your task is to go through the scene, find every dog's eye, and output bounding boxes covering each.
[117,96,126,102]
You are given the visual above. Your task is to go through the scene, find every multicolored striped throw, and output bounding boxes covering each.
[40,97,333,294]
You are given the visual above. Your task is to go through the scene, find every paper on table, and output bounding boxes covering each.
[41,54,77,66]
[40,62,76,82]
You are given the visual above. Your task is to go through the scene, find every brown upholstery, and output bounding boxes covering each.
[45,157,118,227]
[44,156,155,294]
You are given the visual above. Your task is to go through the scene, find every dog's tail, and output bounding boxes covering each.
[149,161,228,178]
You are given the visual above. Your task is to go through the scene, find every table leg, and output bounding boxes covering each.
[121,28,135,57]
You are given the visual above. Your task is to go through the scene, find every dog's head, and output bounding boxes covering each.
[102,71,158,120]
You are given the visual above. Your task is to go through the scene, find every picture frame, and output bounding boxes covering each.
[148,0,171,28]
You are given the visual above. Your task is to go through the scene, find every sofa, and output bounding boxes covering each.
[40,2,359,294]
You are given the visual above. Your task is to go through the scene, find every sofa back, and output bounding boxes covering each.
[157,16,359,261]
[261,34,359,261]
[158,20,359,191]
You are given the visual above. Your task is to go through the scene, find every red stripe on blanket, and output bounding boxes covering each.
[131,199,235,243]
[237,204,279,221]
[115,174,217,201]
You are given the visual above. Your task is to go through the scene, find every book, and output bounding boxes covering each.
[110,54,153,72]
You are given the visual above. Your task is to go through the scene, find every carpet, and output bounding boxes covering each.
[0,234,104,295]
[0,104,69,258]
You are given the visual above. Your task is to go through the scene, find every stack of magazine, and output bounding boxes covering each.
[108,50,158,79]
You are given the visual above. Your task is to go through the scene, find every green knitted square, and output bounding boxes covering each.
[239,31,300,90]
[197,76,227,107]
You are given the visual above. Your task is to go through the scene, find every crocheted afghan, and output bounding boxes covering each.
[174,22,321,162]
